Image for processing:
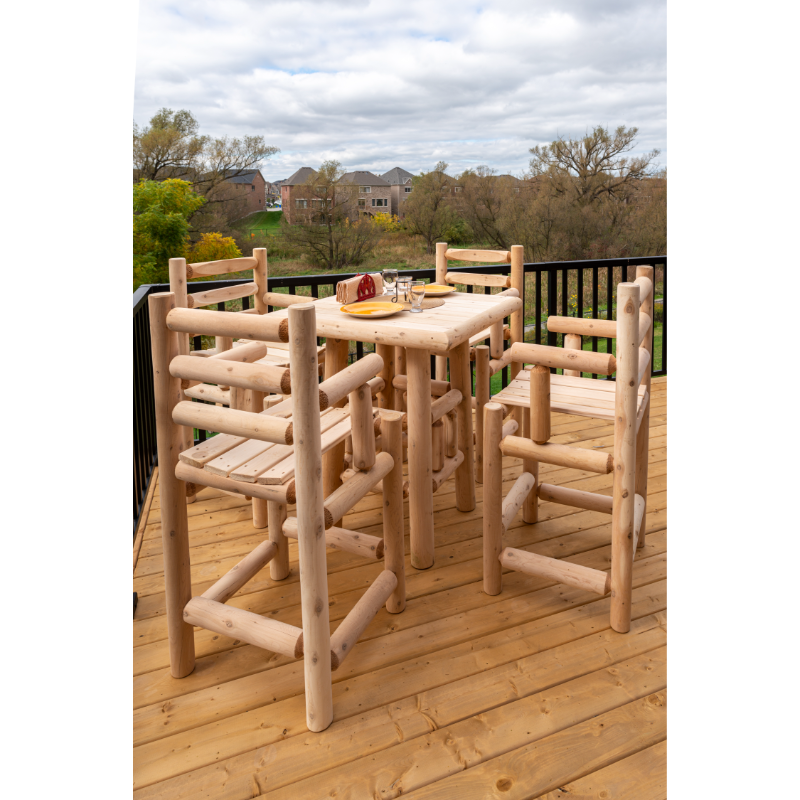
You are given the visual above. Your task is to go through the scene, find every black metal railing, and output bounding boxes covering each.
[133,255,666,532]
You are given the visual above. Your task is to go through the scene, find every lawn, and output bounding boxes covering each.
[237,210,283,233]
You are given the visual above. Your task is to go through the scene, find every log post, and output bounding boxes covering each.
[610,283,640,634]
[349,382,376,472]
[449,340,476,512]
[394,347,407,411]
[521,406,538,524]
[376,344,395,410]
[322,337,350,523]
[431,419,444,472]
[407,347,435,569]
[635,266,654,550]
[435,242,448,381]
[445,409,458,458]
[483,402,504,595]
[564,333,582,378]
[253,248,268,315]
[168,258,197,503]
[509,245,524,427]
[529,364,551,444]
[381,411,406,613]
[267,501,290,580]
[474,345,490,484]
[148,292,195,678]
[289,303,333,732]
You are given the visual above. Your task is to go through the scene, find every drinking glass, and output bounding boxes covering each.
[395,276,412,303]
[382,269,398,295]
[409,280,426,312]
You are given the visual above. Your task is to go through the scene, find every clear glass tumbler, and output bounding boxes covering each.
[382,268,398,295]
[409,280,426,312]
[395,276,412,303]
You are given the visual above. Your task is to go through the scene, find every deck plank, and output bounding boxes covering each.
[133,378,668,798]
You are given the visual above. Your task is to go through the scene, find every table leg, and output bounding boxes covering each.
[322,338,349,521]
[376,344,395,410]
[407,348,434,569]
[450,340,476,512]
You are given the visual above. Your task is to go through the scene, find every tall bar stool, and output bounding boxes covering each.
[149,295,406,732]
[480,271,654,633]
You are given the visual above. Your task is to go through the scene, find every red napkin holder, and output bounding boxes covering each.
[356,273,376,301]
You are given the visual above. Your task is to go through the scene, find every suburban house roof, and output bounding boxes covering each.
[381,167,415,185]
[339,170,390,187]
[283,167,317,186]
[223,169,262,185]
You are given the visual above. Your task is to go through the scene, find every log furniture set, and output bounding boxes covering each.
[148,247,654,732]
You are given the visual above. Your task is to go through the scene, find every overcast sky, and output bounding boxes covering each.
[133,0,666,182]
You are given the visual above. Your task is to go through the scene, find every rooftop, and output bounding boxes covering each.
[132,376,667,798]
[339,170,390,187]
[382,166,415,185]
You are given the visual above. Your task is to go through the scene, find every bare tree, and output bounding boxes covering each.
[281,161,381,270]
[402,162,459,253]
[529,125,660,206]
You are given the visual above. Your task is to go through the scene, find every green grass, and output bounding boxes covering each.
[237,210,283,232]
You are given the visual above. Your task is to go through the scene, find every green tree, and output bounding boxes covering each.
[133,179,205,288]
[133,107,280,229]
[402,162,459,253]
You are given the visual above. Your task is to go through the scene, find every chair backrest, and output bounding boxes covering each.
[434,242,525,383]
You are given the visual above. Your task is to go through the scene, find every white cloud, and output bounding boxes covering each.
[134,0,665,180]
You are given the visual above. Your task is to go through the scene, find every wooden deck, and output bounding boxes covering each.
[133,376,666,799]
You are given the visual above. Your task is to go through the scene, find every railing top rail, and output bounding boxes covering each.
[132,254,667,301]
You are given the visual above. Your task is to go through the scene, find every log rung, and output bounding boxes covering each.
[500,435,613,474]
[188,282,257,308]
[432,451,464,493]
[186,256,258,278]
[184,384,231,405]
[170,355,290,395]
[537,482,613,514]
[176,461,293,504]
[510,341,616,376]
[499,547,610,596]
[638,348,651,385]
[283,518,385,560]
[201,541,277,604]
[444,248,511,264]
[632,494,646,554]
[330,571,398,670]
[173,400,292,445]
[323,451,394,527]
[636,391,650,433]
[392,375,451,396]
[183,596,302,658]
[167,306,289,342]
[501,472,537,532]
[340,468,409,499]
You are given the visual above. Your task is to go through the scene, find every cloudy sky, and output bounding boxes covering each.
[134,0,666,182]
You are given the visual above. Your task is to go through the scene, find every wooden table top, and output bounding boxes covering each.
[271,291,522,354]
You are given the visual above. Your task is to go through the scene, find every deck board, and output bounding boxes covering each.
[133,376,667,798]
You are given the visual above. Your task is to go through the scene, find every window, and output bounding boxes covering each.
[371,198,387,207]
[514,187,520,193]
[360,186,371,193]
[404,186,412,193]
[358,199,366,208]
[454,186,462,193]
[311,199,325,209]
[251,185,255,191]
[295,199,307,209]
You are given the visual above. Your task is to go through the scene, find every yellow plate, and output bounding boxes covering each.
[423,284,455,295]
[340,301,405,318]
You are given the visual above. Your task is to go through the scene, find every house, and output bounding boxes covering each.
[381,167,415,217]
[338,171,392,217]
[222,169,267,214]
[280,167,318,224]
[265,181,282,205]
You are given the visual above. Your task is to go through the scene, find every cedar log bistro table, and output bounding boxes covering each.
[271,290,523,569]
